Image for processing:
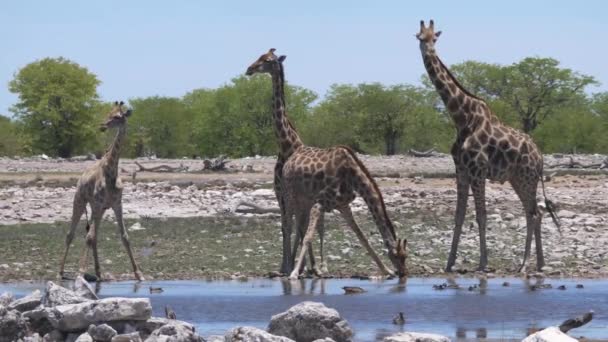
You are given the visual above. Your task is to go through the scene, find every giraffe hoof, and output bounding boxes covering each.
[135,272,145,282]
[288,272,300,280]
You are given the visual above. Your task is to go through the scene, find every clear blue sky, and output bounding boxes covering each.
[1,0,607,116]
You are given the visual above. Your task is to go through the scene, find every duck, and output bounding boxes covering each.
[149,286,164,294]
[392,312,405,325]
[342,286,366,294]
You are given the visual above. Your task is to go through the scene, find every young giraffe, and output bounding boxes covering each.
[246,48,327,275]
[416,20,560,273]
[246,49,407,280]
[59,101,144,281]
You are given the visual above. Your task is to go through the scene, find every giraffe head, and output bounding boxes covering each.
[245,48,286,76]
[416,19,442,49]
[389,238,408,278]
[100,101,132,131]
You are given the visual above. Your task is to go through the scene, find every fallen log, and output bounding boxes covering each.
[546,156,608,169]
[235,201,281,214]
[134,161,189,172]
[407,148,437,158]
[202,155,229,171]
[559,310,593,333]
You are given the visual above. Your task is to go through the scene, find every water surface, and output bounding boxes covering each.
[1,277,606,341]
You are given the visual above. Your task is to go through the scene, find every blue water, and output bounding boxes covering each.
[1,277,606,341]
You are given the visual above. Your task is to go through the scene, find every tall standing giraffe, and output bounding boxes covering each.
[59,101,144,281]
[416,20,560,273]
[246,48,326,275]
[246,49,407,280]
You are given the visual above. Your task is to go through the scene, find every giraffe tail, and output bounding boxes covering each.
[540,173,561,234]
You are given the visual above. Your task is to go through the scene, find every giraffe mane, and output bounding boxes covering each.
[436,56,485,103]
[338,145,397,240]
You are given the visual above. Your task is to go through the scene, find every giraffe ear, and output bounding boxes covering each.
[124,109,133,117]
[435,31,442,38]
[278,55,287,63]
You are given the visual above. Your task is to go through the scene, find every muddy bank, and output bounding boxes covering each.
[0,155,607,281]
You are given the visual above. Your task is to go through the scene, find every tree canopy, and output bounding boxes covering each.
[9,57,101,157]
[2,55,606,158]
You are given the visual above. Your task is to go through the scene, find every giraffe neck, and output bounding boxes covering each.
[271,63,303,158]
[103,125,126,182]
[420,43,486,132]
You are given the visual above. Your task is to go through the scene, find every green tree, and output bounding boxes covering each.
[187,75,316,157]
[9,57,101,157]
[0,115,22,156]
[431,58,596,133]
[127,97,196,158]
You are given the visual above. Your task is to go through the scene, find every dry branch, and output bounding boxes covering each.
[559,311,593,333]
[234,201,280,214]
[134,161,189,173]
[407,148,438,157]
[546,156,608,170]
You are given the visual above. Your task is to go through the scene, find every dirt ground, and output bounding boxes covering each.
[0,154,607,281]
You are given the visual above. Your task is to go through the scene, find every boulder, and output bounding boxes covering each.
[44,281,92,306]
[88,323,118,341]
[22,307,57,336]
[136,317,195,336]
[43,329,66,342]
[205,335,224,342]
[0,292,13,307]
[268,302,353,342]
[521,327,578,342]
[23,333,43,342]
[8,289,42,312]
[74,332,94,342]
[48,297,152,332]
[225,326,295,342]
[112,332,144,342]
[383,332,451,342]
[0,308,26,342]
[74,276,99,300]
[144,321,204,342]
[313,339,337,342]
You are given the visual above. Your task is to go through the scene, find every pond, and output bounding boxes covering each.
[1,277,606,341]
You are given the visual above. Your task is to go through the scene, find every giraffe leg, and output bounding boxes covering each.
[512,179,542,273]
[471,177,489,271]
[113,203,145,281]
[339,206,395,277]
[446,172,470,272]
[79,209,102,279]
[294,210,323,277]
[318,214,328,274]
[289,204,323,280]
[274,166,293,275]
[59,198,86,277]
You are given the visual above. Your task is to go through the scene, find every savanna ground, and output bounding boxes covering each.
[0,154,607,282]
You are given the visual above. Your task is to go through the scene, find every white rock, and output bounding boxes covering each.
[557,210,576,219]
[225,326,294,342]
[74,332,93,342]
[44,281,91,306]
[521,326,578,342]
[88,323,117,341]
[8,289,42,312]
[49,297,152,332]
[144,321,203,342]
[268,302,353,342]
[129,222,146,231]
[383,332,451,342]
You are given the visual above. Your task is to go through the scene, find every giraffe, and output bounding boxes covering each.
[59,101,144,281]
[246,49,408,280]
[416,20,560,273]
[246,48,326,275]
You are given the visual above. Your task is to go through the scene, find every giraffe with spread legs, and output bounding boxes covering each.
[246,48,327,275]
[59,101,144,281]
[246,49,407,280]
[416,20,560,273]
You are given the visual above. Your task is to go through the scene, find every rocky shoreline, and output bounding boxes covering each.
[0,277,583,342]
